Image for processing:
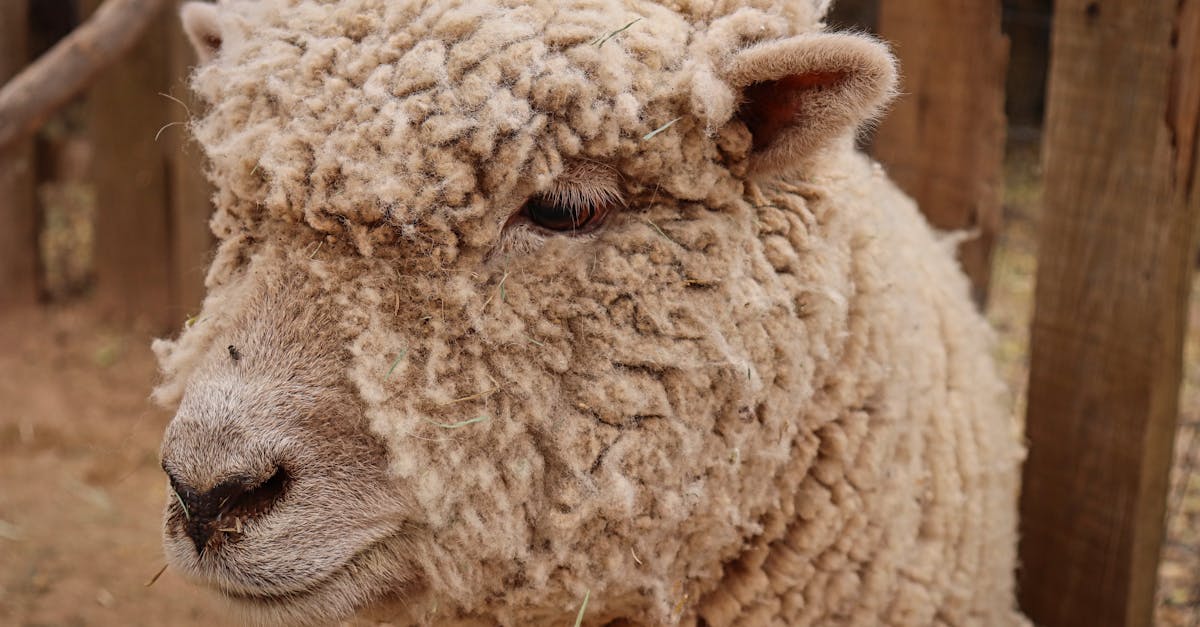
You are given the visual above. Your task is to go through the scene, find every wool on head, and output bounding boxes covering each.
[153,1,1026,625]
[186,0,837,256]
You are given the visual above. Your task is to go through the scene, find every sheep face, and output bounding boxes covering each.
[155,1,908,624]
[159,274,421,624]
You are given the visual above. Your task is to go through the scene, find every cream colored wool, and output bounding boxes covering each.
[154,1,1026,625]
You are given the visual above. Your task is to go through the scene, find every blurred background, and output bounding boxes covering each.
[0,1,1196,626]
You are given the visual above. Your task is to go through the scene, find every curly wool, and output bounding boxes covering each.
[155,1,1026,625]
[189,0,830,255]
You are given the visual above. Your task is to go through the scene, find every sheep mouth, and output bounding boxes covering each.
[163,509,410,606]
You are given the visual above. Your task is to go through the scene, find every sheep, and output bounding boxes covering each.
[153,1,1027,625]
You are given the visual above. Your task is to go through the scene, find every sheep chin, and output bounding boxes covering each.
[214,537,421,627]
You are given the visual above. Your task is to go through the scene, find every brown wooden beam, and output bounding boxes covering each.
[1018,1,1200,625]
[0,0,39,310]
[874,0,1009,305]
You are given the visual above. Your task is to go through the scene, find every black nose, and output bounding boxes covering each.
[167,466,290,554]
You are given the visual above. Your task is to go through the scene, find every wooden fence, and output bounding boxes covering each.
[0,0,212,327]
[1,1,1198,626]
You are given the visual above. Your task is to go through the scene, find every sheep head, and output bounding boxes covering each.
[156,1,900,624]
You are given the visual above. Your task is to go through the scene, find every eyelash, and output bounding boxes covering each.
[519,185,620,234]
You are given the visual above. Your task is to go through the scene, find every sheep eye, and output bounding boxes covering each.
[522,194,611,233]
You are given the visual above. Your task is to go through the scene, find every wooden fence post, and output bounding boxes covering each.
[84,0,173,329]
[873,0,1009,304]
[1017,1,1200,626]
[165,6,214,320]
[0,0,39,309]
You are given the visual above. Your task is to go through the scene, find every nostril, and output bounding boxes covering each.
[222,466,290,523]
[168,466,291,554]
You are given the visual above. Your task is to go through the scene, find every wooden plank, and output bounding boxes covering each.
[164,8,214,321]
[874,0,1009,304]
[83,0,173,329]
[1017,1,1200,626]
[0,0,39,309]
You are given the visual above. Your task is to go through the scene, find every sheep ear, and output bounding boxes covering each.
[181,2,222,63]
[725,33,897,174]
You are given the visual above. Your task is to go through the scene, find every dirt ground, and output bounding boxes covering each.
[1,145,1197,626]
[0,307,226,626]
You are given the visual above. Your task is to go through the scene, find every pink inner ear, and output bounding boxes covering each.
[740,71,848,152]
